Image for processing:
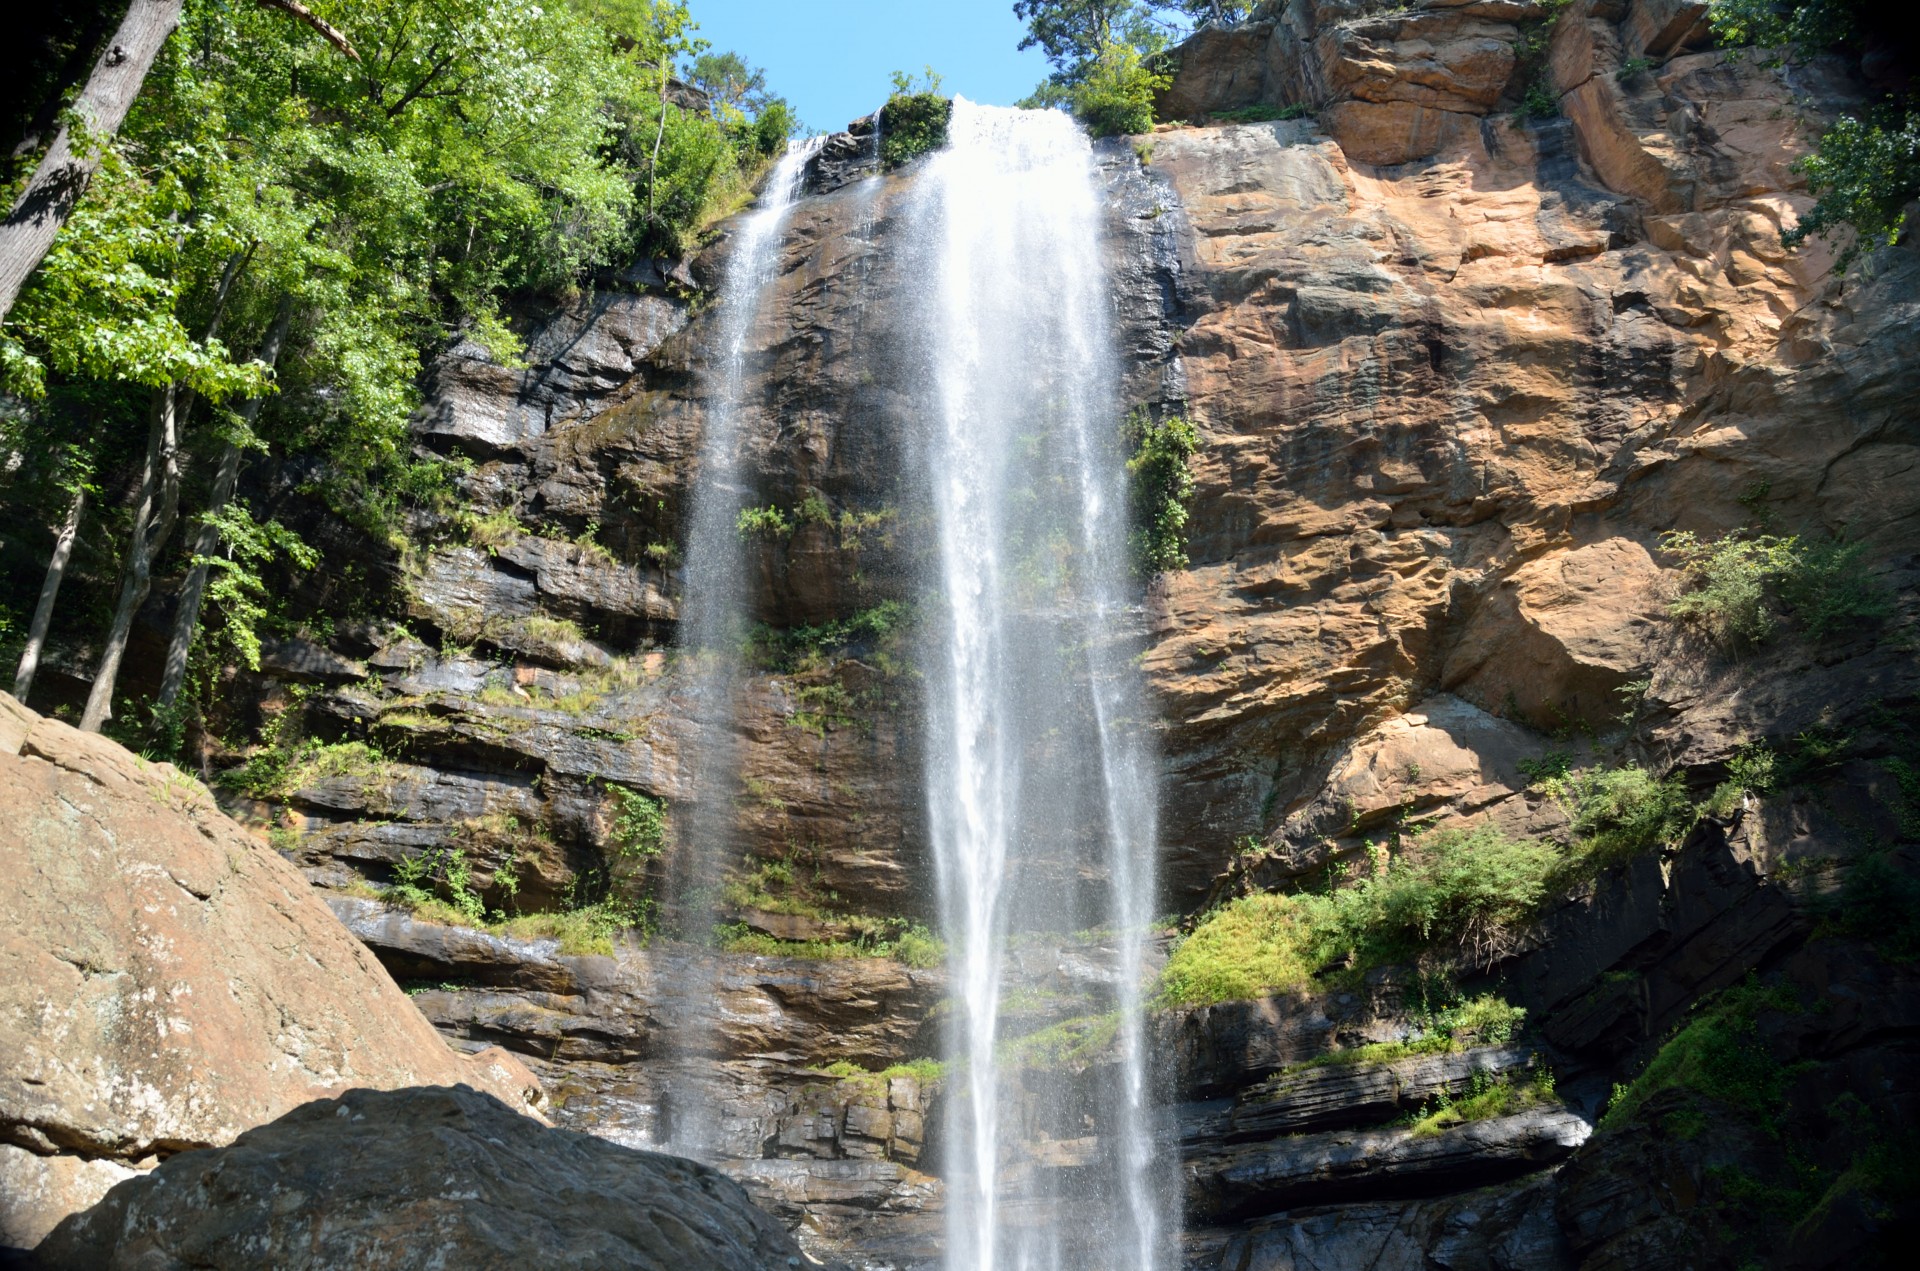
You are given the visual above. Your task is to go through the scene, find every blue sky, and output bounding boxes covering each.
[684,1,1054,134]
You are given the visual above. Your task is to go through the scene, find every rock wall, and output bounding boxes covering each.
[192,1,1920,1265]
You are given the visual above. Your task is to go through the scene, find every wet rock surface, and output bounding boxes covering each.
[33,1085,817,1271]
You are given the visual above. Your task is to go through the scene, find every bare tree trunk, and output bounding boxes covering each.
[154,305,290,713]
[11,482,86,703]
[79,383,180,732]
[0,0,184,323]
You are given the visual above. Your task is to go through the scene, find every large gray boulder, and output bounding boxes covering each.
[33,1085,818,1271]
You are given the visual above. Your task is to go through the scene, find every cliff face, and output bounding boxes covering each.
[212,1,1919,1266]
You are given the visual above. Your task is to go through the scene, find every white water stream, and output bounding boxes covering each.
[674,110,1170,1265]
[907,100,1169,1271]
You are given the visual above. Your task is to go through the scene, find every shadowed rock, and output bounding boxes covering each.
[32,1085,821,1271]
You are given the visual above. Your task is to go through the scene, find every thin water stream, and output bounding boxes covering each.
[667,136,822,1155]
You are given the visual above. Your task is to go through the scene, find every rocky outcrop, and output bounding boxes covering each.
[0,694,542,1249]
[32,1085,816,1271]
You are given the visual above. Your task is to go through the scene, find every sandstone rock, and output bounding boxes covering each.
[0,696,542,1248]
[1444,537,1666,727]
[33,1085,812,1271]
[1154,22,1278,121]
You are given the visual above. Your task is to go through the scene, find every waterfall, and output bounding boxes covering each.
[905,100,1172,1271]
[667,136,822,1155]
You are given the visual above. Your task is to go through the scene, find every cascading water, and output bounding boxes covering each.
[666,135,822,1155]
[904,100,1173,1271]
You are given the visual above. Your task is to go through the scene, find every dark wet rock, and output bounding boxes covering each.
[806,117,883,195]
[414,291,690,457]
[1187,1171,1572,1271]
[1225,1044,1539,1138]
[1190,1106,1592,1221]
[256,636,366,684]
[33,1085,815,1271]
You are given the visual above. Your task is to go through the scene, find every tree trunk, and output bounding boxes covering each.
[154,305,290,713]
[0,0,183,323]
[11,482,87,703]
[79,382,180,732]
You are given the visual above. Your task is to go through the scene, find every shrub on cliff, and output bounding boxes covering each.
[1158,827,1561,1005]
[1546,764,1698,866]
[880,69,951,169]
[1071,41,1171,136]
[1125,408,1198,573]
[1661,530,1892,649]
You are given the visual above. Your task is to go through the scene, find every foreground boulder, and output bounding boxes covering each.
[0,694,543,1248]
[34,1085,814,1270]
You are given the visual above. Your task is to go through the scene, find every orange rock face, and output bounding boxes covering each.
[1139,0,1918,896]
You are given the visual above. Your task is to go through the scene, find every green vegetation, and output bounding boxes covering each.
[1,0,798,751]
[819,1057,949,1089]
[1158,827,1561,1005]
[1829,850,1920,963]
[1124,408,1198,574]
[1284,993,1527,1070]
[1000,1012,1121,1070]
[1708,0,1920,265]
[1511,0,1574,121]
[715,920,945,967]
[220,696,390,803]
[1406,1067,1557,1137]
[607,785,667,859]
[1601,979,1805,1133]
[1662,530,1893,649]
[749,601,912,674]
[1539,763,1697,866]
[718,851,944,966]
[736,504,794,539]
[1702,743,1781,820]
[880,69,952,169]
[1069,43,1171,137]
[1014,1,1185,134]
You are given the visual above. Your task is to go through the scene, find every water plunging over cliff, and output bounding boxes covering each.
[668,136,822,1154]
[906,100,1172,1271]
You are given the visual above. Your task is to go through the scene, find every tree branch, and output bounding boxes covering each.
[256,0,359,61]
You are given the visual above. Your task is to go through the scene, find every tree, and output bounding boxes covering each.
[3,0,783,746]
[0,0,183,324]
[1706,0,1920,264]
[687,50,768,114]
[1014,1,1179,134]
[1015,0,1169,87]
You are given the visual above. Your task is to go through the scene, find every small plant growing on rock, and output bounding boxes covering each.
[736,504,793,539]
[1124,408,1199,574]
[1540,763,1697,865]
[607,786,667,859]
